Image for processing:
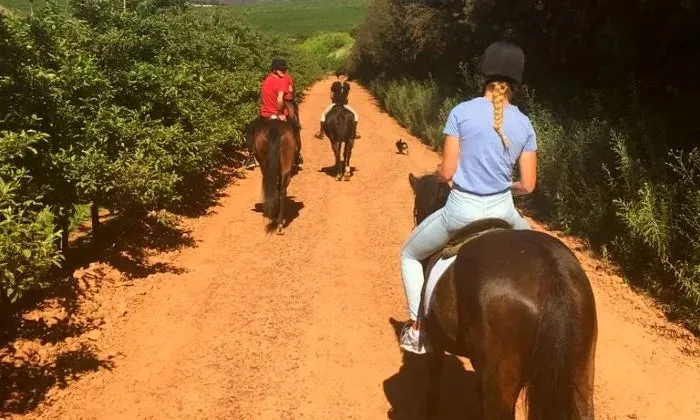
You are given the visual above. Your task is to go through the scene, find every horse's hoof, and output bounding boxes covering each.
[336,175,342,181]
[276,225,284,235]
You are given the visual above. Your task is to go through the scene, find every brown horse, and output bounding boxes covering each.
[323,104,356,181]
[247,117,297,234]
[408,173,598,420]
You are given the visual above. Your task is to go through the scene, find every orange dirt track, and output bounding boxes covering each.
[3,78,700,420]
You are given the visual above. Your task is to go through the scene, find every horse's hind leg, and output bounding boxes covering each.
[480,356,522,420]
[331,141,342,181]
[276,172,289,235]
[425,350,444,419]
[342,138,355,181]
[575,329,597,420]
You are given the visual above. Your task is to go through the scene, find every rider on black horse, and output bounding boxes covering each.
[314,67,360,140]
[244,57,303,169]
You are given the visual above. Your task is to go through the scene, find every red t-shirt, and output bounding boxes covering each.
[259,73,288,118]
[282,74,294,101]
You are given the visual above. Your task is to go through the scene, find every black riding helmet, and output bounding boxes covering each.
[479,41,525,85]
[271,57,288,71]
[335,67,347,77]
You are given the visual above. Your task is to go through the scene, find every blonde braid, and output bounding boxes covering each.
[489,81,511,149]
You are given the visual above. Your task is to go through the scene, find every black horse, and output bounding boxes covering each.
[323,104,356,181]
[408,173,598,420]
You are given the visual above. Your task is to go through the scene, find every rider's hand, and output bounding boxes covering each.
[279,114,287,121]
[435,164,451,182]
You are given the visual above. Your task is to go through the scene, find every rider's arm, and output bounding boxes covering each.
[437,107,460,182]
[437,135,459,182]
[512,151,537,195]
[330,82,339,101]
[512,125,537,195]
[276,91,285,111]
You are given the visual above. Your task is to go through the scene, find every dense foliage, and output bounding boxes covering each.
[0,0,323,302]
[351,0,700,331]
[297,31,354,71]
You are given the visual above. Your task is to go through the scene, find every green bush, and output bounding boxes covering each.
[0,130,63,303]
[369,78,457,150]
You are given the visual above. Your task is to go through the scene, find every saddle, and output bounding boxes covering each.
[439,218,512,258]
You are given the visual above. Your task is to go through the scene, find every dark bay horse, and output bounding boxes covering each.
[407,173,598,420]
[323,104,356,181]
[247,117,297,234]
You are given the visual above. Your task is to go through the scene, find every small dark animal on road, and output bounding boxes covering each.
[396,138,408,154]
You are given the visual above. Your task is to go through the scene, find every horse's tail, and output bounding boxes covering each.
[263,125,281,218]
[525,249,580,420]
[328,106,354,142]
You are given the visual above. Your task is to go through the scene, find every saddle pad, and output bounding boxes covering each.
[423,255,457,316]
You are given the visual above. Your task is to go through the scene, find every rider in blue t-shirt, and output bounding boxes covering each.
[399,41,538,354]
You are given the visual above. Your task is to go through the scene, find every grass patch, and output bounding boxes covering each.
[297,31,353,70]
[1,0,67,14]
[225,0,368,39]
[1,0,369,29]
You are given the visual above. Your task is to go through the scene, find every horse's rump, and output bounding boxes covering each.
[420,218,512,320]
[325,104,354,143]
[251,117,296,159]
[428,230,580,344]
[431,229,597,418]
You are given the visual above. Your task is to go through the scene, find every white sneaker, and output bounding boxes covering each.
[400,323,431,354]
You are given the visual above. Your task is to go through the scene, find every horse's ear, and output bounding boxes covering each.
[408,173,419,192]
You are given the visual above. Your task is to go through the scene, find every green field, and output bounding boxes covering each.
[2,0,368,39]
[227,0,368,38]
[0,0,67,14]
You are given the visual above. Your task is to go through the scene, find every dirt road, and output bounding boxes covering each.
[2,78,700,419]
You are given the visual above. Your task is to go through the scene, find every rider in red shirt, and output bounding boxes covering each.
[259,60,289,119]
[245,57,302,169]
